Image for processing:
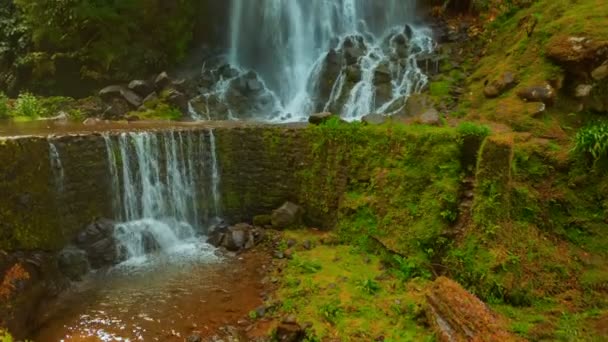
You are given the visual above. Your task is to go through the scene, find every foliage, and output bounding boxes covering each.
[457,122,492,138]
[13,92,43,118]
[0,92,9,119]
[356,278,381,295]
[0,330,13,342]
[8,0,200,89]
[573,122,608,163]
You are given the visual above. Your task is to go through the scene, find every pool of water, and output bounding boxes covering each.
[33,241,269,341]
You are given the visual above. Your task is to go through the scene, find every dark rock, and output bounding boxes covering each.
[575,84,593,98]
[75,219,121,269]
[517,84,557,106]
[102,98,132,119]
[128,80,153,97]
[57,246,89,281]
[99,85,142,108]
[165,88,188,114]
[286,239,297,248]
[362,113,386,125]
[284,249,294,259]
[271,202,304,229]
[309,112,338,125]
[154,71,172,90]
[255,305,267,318]
[302,240,313,250]
[396,94,436,119]
[207,223,263,252]
[275,322,305,342]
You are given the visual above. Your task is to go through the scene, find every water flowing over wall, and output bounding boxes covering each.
[225,0,433,121]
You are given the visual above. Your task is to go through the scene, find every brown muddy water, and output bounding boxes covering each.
[33,244,269,341]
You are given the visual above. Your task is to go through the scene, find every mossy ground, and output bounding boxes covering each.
[270,230,434,341]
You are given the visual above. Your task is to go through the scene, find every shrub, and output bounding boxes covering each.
[0,93,9,119]
[13,93,44,118]
[573,122,608,163]
[457,122,492,138]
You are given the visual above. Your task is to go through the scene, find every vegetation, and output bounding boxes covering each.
[574,122,608,163]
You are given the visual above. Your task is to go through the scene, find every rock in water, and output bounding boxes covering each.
[271,202,304,229]
[425,277,521,342]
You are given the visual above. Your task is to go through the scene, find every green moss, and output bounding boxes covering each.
[273,230,433,340]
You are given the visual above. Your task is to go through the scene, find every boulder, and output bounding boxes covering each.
[99,85,142,108]
[57,246,89,281]
[141,91,159,108]
[400,94,436,118]
[75,219,122,269]
[271,202,304,229]
[128,80,153,97]
[592,63,608,81]
[154,71,172,90]
[362,113,387,125]
[165,88,188,115]
[425,277,521,342]
[418,108,442,126]
[483,72,517,98]
[516,84,556,106]
[275,322,305,342]
[309,112,338,125]
[207,223,264,252]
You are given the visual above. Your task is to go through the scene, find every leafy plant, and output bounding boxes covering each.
[356,278,381,295]
[290,257,322,274]
[13,92,44,118]
[573,122,608,163]
[318,299,343,324]
[457,122,492,138]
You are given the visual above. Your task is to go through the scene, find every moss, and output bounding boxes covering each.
[272,230,433,340]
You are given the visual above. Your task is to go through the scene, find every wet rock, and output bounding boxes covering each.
[128,80,153,97]
[275,322,305,342]
[75,219,122,269]
[82,117,103,126]
[517,84,556,106]
[57,246,89,281]
[207,223,264,252]
[255,305,267,318]
[271,202,304,229]
[309,112,338,125]
[425,277,519,342]
[154,71,172,90]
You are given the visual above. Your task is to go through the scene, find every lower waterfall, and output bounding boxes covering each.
[103,129,222,262]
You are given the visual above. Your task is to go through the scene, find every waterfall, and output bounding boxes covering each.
[48,140,65,193]
[209,129,222,219]
[103,130,222,261]
[226,0,433,121]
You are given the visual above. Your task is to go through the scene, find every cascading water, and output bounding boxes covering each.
[218,0,434,122]
[103,130,222,263]
[48,140,65,193]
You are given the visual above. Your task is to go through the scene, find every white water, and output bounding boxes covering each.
[48,140,65,193]
[227,0,434,121]
[103,130,223,262]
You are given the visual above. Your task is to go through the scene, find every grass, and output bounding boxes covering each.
[272,230,434,341]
